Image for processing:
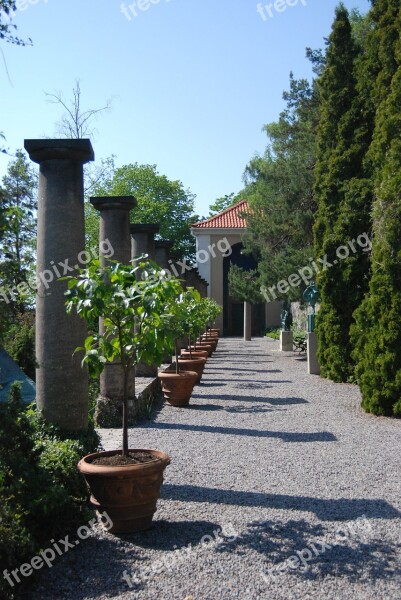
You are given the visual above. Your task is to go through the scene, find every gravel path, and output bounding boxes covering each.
[29,337,401,600]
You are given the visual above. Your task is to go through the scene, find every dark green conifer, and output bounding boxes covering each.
[313,5,373,382]
[351,0,401,416]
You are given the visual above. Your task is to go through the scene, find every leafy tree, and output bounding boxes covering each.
[242,70,319,299]
[65,258,184,454]
[208,193,237,217]
[228,264,262,304]
[92,162,199,260]
[0,150,37,315]
[351,0,401,417]
[313,4,373,382]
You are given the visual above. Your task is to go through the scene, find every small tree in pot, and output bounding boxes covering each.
[64,257,183,532]
[158,288,204,404]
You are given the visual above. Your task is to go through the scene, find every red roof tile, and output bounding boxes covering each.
[192,199,248,229]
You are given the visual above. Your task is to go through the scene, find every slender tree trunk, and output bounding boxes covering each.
[122,368,129,456]
[175,339,179,374]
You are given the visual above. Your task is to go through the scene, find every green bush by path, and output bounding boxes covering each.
[0,383,100,598]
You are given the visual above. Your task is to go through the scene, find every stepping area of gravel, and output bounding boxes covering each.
[29,337,401,600]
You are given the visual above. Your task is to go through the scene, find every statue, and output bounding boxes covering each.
[303,281,320,332]
[280,300,293,332]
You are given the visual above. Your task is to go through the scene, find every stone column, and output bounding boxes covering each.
[307,332,320,375]
[90,196,137,424]
[130,224,160,376]
[155,240,174,270]
[130,223,160,261]
[24,139,94,431]
[90,196,136,266]
[244,301,252,341]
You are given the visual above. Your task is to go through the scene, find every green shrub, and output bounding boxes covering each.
[2,313,36,380]
[264,328,280,340]
[293,330,307,353]
[0,383,100,598]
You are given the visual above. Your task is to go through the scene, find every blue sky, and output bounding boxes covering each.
[0,0,371,217]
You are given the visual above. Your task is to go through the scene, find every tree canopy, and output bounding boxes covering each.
[90,161,199,260]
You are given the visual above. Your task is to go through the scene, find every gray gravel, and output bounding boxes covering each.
[28,337,401,600]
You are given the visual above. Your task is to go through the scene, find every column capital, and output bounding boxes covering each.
[24,139,94,164]
[90,196,137,211]
[130,223,160,235]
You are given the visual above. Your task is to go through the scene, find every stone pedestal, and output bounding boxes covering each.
[280,330,293,351]
[90,196,137,416]
[307,332,320,375]
[24,139,94,431]
[130,224,160,376]
[244,301,252,341]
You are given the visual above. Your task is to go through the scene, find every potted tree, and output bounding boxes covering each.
[158,289,205,405]
[200,298,222,346]
[64,258,183,533]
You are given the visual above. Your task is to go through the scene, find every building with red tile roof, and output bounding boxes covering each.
[192,199,249,230]
[190,200,280,336]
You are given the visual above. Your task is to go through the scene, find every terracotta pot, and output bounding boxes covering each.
[180,350,208,360]
[199,338,218,351]
[201,335,218,347]
[77,448,170,533]
[189,343,213,357]
[158,370,198,406]
[210,329,220,336]
[177,357,207,383]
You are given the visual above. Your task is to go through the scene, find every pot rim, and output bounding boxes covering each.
[158,370,198,378]
[78,448,170,476]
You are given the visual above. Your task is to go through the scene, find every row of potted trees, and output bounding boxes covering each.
[63,257,222,533]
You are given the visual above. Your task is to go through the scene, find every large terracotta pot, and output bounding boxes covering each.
[210,329,220,337]
[199,337,218,351]
[180,350,208,360]
[78,448,170,533]
[177,357,207,383]
[189,343,213,357]
[158,370,198,406]
[201,335,218,347]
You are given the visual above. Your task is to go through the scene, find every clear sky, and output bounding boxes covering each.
[0,0,371,217]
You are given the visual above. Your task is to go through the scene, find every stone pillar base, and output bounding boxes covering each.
[280,330,293,351]
[307,332,320,375]
[94,378,162,427]
[135,362,158,377]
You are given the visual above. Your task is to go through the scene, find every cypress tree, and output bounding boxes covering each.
[313,5,373,382]
[351,0,401,416]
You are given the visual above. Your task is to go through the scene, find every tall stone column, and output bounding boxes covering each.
[155,240,174,270]
[24,139,94,431]
[90,196,137,424]
[130,224,160,376]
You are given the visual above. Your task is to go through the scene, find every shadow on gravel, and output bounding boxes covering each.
[162,485,401,521]
[154,422,335,442]
[206,367,282,373]
[216,518,401,583]
[188,403,282,414]
[120,518,224,550]
[205,379,293,384]
[191,393,309,406]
